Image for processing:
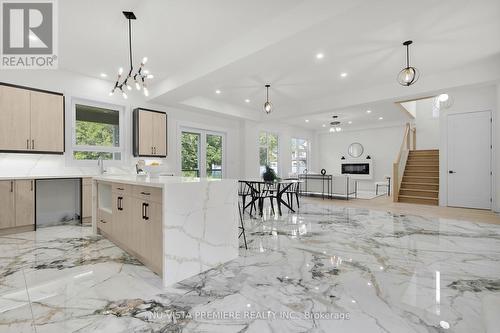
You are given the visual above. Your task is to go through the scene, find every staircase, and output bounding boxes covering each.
[398,149,439,205]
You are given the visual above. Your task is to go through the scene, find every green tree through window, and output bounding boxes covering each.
[73,103,121,161]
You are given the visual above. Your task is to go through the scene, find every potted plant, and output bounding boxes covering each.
[262,165,278,182]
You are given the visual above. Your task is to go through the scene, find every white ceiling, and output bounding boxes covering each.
[59,0,500,128]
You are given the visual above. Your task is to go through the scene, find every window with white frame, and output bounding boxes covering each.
[71,100,124,163]
[259,131,279,175]
[291,138,308,175]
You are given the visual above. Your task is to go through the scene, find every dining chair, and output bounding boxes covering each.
[284,180,300,209]
[258,182,277,216]
[238,202,248,249]
[238,181,256,214]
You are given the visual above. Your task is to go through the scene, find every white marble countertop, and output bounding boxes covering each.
[93,174,228,188]
[92,173,239,287]
[0,174,98,180]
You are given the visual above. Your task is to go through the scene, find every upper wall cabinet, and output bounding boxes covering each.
[133,108,167,157]
[0,83,64,154]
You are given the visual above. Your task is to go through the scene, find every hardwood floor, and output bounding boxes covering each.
[303,195,500,225]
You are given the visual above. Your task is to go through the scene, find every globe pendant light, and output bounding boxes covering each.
[109,11,153,98]
[397,40,420,86]
[263,84,273,114]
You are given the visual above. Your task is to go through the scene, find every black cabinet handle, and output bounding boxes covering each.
[140,192,150,195]
[100,219,107,224]
[142,202,150,220]
[116,187,124,191]
[117,196,123,210]
[10,181,13,192]
[31,139,34,150]
[26,139,29,149]
[31,180,33,191]
[448,170,456,174]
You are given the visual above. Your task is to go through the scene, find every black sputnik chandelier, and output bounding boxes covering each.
[110,11,153,99]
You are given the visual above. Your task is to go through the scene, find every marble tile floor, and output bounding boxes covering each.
[1,202,500,332]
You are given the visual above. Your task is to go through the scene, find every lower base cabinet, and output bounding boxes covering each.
[0,180,34,231]
[97,182,163,276]
[82,178,92,223]
[131,198,162,274]
[0,181,16,229]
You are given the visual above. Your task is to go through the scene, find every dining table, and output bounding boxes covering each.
[238,179,302,216]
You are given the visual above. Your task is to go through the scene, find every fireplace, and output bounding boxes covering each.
[342,163,370,175]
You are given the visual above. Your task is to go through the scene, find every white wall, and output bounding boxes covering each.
[242,119,315,179]
[495,84,500,213]
[438,84,498,211]
[0,70,244,178]
[415,98,440,150]
[318,125,405,191]
[0,70,311,180]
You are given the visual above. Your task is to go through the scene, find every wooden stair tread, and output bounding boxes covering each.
[406,163,439,168]
[398,195,438,200]
[397,149,440,205]
[403,176,439,179]
[399,188,438,192]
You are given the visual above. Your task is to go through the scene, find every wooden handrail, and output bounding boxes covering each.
[392,123,415,202]
[394,123,411,165]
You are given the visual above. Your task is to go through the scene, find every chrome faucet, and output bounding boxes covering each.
[97,156,106,175]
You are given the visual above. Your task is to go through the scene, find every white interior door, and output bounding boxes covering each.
[447,110,491,209]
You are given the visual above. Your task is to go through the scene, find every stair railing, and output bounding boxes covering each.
[392,123,415,201]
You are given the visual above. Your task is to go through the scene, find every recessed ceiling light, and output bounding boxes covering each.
[366,110,372,114]
[100,73,108,78]
[340,72,348,78]
[378,117,384,120]
[316,53,324,59]
[305,119,310,123]
[322,124,326,127]
[215,90,221,94]
[438,93,449,102]
[348,121,352,124]
[245,99,250,103]
[440,321,450,329]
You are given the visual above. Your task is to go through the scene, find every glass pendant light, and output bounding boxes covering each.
[397,40,420,86]
[263,84,273,114]
[329,116,341,133]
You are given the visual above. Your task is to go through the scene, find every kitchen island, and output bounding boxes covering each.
[91,174,239,287]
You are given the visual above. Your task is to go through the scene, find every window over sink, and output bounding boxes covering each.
[70,98,125,164]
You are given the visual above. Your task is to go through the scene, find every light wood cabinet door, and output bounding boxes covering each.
[82,183,92,219]
[15,180,34,227]
[0,86,31,151]
[153,112,167,156]
[97,208,113,234]
[145,201,163,274]
[131,197,147,256]
[138,111,153,156]
[0,181,16,229]
[30,91,64,152]
[130,197,162,274]
[112,193,132,246]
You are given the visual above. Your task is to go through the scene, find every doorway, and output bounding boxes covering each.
[447,110,492,209]
[180,128,225,179]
